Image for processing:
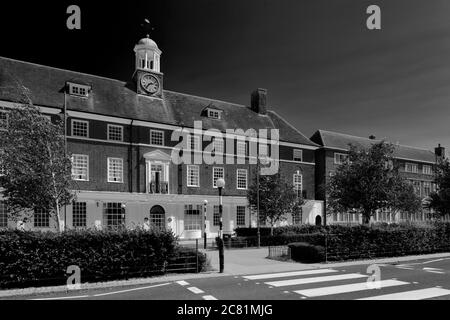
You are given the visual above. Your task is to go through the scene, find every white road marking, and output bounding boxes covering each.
[294,280,409,298]
[426,271,446,274]
[423,267,446,274]
[203,295,218,300]
[359,288,450,300]
[243,269,338,280]
[31,295,89,300]
[176,281,190,286]
[265,273,367,287]
[423,267,443,271]
[187,287,205,294]
[396,266,415,270]
[92,283,171,297]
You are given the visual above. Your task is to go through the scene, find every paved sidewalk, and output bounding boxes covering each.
[203,248,450,275]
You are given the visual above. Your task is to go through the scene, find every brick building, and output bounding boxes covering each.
[310,130,449,224]
[0,35,322,237]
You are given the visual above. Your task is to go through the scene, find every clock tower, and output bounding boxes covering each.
[133,34,163,99]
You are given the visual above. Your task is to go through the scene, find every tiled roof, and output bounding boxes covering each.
[0,56,317,147]
[311,130,436,163]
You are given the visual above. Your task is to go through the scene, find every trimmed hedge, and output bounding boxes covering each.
[235,225,325,237]
[288,242,325,263]
[0,229,207,289]
[235,233,325,247]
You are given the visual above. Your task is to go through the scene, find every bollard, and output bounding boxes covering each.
[218,237,224,273]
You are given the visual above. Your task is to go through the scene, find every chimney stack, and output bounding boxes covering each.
[435,143,446,161]
[250,88,267,115]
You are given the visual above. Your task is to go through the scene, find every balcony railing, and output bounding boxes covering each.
[149,181,169,195]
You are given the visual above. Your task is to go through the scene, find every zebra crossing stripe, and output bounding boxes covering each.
[294,280,409,298]
[265,273,367,287]
[358,288,450,300]
[243,269,338,280]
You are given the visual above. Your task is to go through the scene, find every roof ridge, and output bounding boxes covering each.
[163,89,249,109]
[319,129,434,152]
[0,56,127,84]
[270,110,319,147]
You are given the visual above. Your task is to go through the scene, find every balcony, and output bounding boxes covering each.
[149,181,169,195]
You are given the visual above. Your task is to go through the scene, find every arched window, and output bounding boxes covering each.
[150,205,166,231]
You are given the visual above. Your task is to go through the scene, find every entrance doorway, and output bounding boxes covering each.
[150,205,166,231]
[315,215,322,226]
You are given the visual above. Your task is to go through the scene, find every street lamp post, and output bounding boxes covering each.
[216,178,225,273]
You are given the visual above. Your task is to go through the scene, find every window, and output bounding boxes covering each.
[0,150,5,176]
[69,83,90,97]
[213,138,224,154]
[0,110,8,129]
[73,202,87,228]
[423,182,432,197]
[259,143,268,157]
[423,165,433,175]
[187,165,200,187]
[207,109,221,120]
[334,153,348,165]
[405,163,419,173]
[213,167,225,188]
[293,149,303,162]
[107,125,123,141]
[292,211,301,225]
[237,141,247,157]
[34,208,49,228]
[150,130,164,146]
[213,205,221,226]
[0,201,7,228]
[72,154,89,181]
[184,204,202,231]
[108,158,123,183]
[236,206,246,226]
[293,174,302,197]
[188,135,201,151]
[103,202,125,229]
[413,181,421,196]
[71,120,88,137]
[237,169,248,190]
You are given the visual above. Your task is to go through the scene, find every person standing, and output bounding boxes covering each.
[143,217,151,231]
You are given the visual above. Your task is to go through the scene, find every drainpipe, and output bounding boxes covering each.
[63,88,67,232]
[129,120,134,193]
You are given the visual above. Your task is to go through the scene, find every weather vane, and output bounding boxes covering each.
[141,18,154,38]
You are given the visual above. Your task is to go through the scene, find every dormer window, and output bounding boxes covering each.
[207,109,222,120]
[68,83,91,98]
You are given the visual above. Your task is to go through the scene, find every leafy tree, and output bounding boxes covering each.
[427,158,450,218]
[327,141,421,225]
[247,172,304,235]
[0,83,73,232]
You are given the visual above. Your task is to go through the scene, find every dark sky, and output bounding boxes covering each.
[2,0,450,150]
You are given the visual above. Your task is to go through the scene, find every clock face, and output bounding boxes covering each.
[140,74,160,94]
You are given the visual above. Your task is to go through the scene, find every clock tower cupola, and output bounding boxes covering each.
[133,34,163,99]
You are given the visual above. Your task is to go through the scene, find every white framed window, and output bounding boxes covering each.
[293,149,303,162]
[187,165,200,187]
[423,182,431,197]
[0,150,5,176]
[236,206,246,226]
[334,153,348,165]
[0,201,7,228]
[413,180,421,196]
[213,138,224,154]
[293,173,303,197]
[71,154,89,181]
[108,158,123,183]
[73,202,87,228]
[69,83,90,97]
[423,165,433,175]
[71,119,89,137]
[405,163,419,173]
[184,204,202,231]
[213,205,221,226]
[34,208,50,228]
[150,130,164,146]
[188,135,201,151]
[0,110,8,129]
[237,169,248,190]
[207,109,221,120]
[237,141,247,157]
[213,167,225,188]
[103,202,126,229]
[107,124,123,142]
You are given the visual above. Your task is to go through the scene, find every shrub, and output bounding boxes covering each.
[0,229,207,289]
[288,242,326,263]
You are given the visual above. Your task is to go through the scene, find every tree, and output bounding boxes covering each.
[247,172,304,235]
[327,141,421,225]
[427,158,450,218]
[0,83,73,232]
